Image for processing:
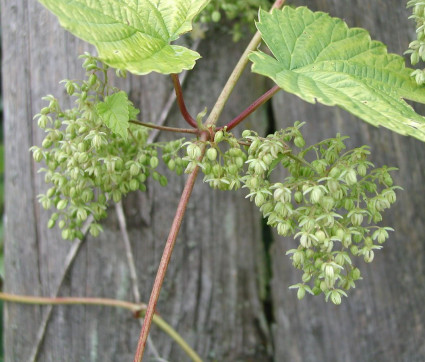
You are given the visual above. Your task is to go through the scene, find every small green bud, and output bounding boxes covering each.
[297,287,306,300]
[345,169,357,185]
[42,138,53,149]
[150,156,159,169]
[62,229,71,240]
[130,163,141,176]
[57,199,68,210]
[310,186,323,204]
[159,175,168,187]
[32,148,44,162]
[206,147,218,161]
[294,136,305,148]
[88,74,97,87]
[315,230,326,243]
[294,191,303,203]
[167,159,176,171]
[214,130,224,143]
[112,190,121,203]
[47,218,56,229]
[129,179,139,191]
[89,223,103,237]
[330,290,342,305]
[211,10,221,22]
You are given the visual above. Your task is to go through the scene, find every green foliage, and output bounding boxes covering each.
[96,91,132,140]
[38,0,209,75]
[250,7,425,141]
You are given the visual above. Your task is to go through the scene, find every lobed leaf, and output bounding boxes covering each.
[38,0,209,74]
[249,6,425,141]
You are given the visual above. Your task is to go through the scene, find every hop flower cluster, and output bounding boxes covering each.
[184,129,247,190]
[241,123,400,304]
[406,0,425,84]
[31,55,171,240]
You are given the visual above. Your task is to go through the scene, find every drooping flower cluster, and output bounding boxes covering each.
[241,123,399,304]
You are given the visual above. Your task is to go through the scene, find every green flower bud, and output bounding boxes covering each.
[297,287,306,300]
[159,175,168,187]
[277,221,291,236]
[364,250,374,263]
[294,191,303,203]
[62,229,71,240]
[32,148,44,162]
[89,223,103,237]
[315,230,326,243]
[167,159,176,171]
[88,73,97,87]
[130,163,141,176]
[47,218,56,229]
[150,156,159,169]
[129,179,139,191]
[42,138,53,149]
[77,208,88,221]
[294,136,305,148]
[345,169,357,185]
[255,193,266,207]
[211,10,221,22]
[57,199,68,210]
[330,290,342,305]
[206,147,218,161]
[357,164,367,177]
[352,268,361,280]
[350,245,359,256]
[310,186,323,204]
[112,190,121,203]
[214,130,224,143]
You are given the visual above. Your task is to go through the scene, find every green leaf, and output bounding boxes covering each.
[249,6,425,142]
[97,91,130,139]
[38,0,209,75]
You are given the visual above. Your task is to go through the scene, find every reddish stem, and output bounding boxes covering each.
[219,85,280,131]
[133,133,208,362]
[130,120,199,135]
[171,74,198,128]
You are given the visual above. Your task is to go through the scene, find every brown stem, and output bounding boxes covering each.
[134,1,286,360]
[130,120,198,135]
[171,73,198,128]
[219,85,280,131]
[133,134,208,362]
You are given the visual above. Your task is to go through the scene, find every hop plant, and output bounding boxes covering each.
[31,54,172,239]
[240,123,400,304]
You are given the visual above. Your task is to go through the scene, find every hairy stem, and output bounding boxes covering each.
[135,1,286,360]
[130,120,198,135]
[171,73,198,128]
[220,85,281,131]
